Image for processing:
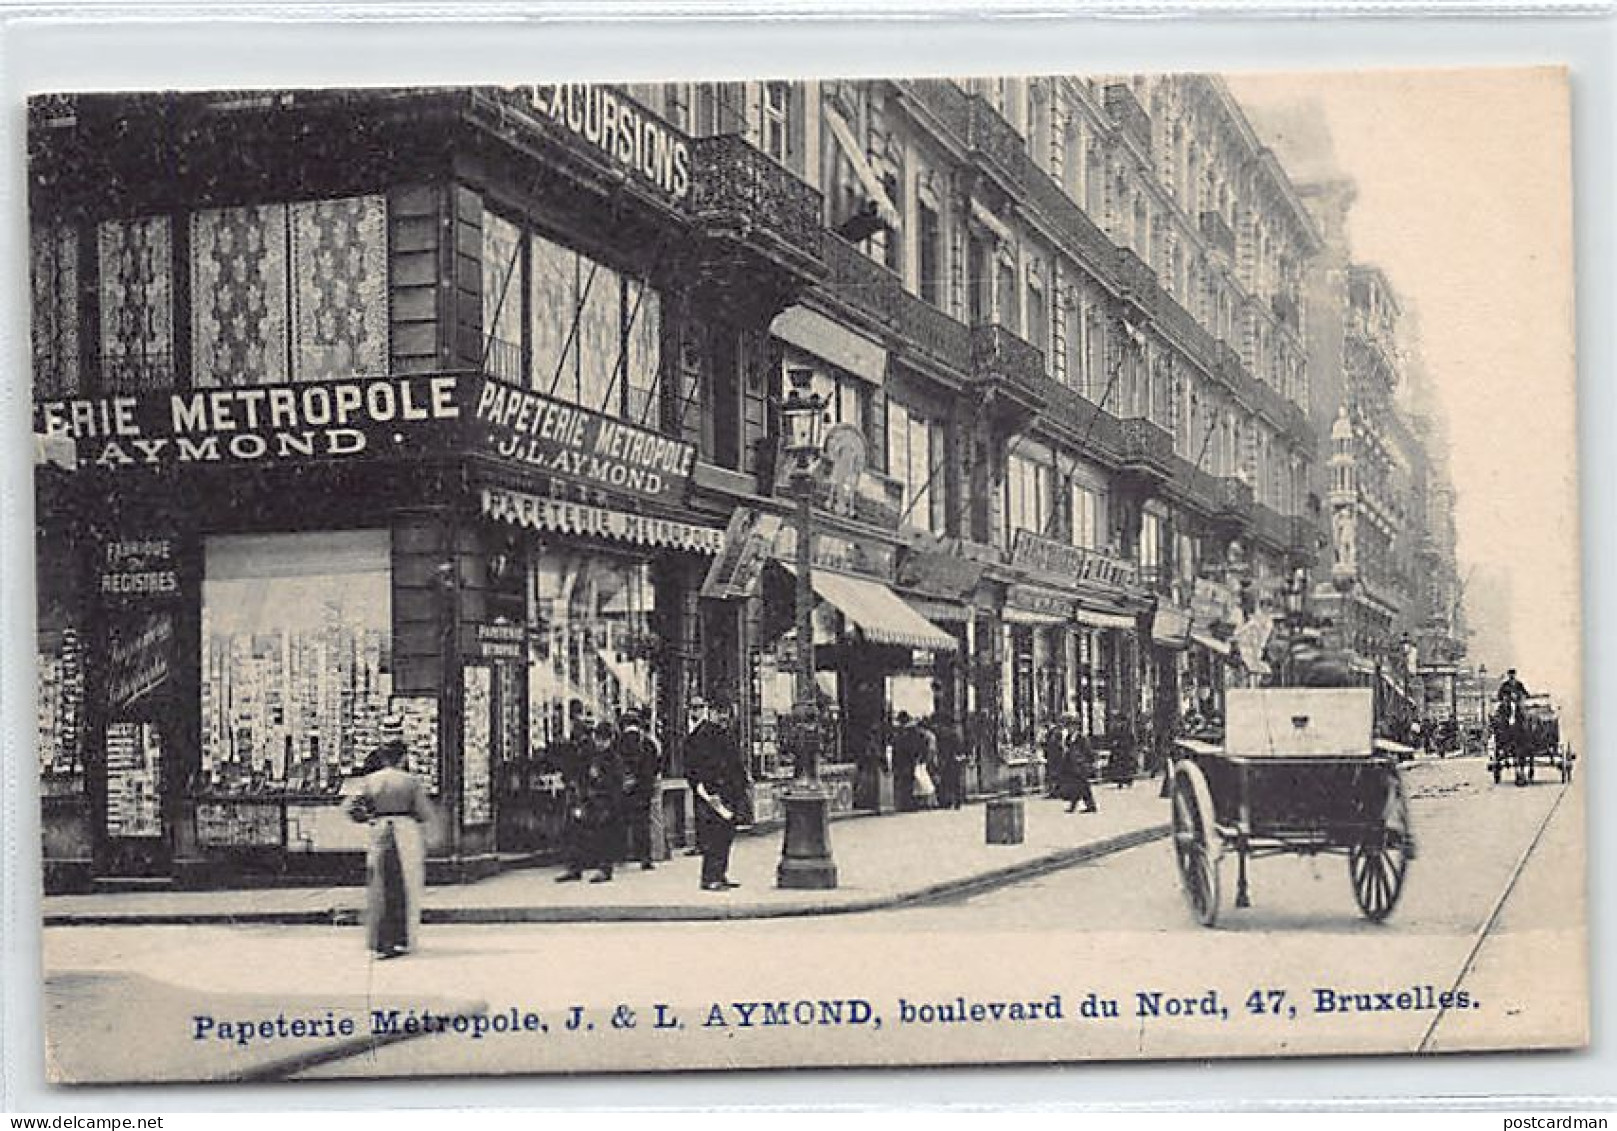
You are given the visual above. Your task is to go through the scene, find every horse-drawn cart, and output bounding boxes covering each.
[1170,688,1414,928]
[1489,693,1572,785]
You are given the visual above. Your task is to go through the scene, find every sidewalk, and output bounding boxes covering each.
[41,786,1170,928]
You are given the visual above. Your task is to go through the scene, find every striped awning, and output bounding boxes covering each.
[481,486,725,556]
[781,563,958,652]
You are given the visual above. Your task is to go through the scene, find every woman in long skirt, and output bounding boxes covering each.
[353,740,434,959]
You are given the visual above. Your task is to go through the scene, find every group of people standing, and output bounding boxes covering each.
[888,712,968,812]
[1041,719,1100,814]
[551,697,751,894]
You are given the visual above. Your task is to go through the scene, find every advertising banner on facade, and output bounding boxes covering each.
[1010,530,1141,594]
[702,507,784,600]
[468,375,697,506]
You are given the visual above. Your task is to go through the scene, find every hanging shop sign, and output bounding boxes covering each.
[528,84,692,202]
[481,485,724,555]
[475,621,527,662]
[1190,577,1239,630]
[894,545,985,601]
[1151,603,1192,649]
[702,507,785,601]
[100,538,180,601]
[1009,530,1141,593]
[772,525,896,583]
[33,374,462,471]
[469,377,697,506]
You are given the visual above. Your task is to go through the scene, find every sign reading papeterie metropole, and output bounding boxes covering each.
[34,374,699,507]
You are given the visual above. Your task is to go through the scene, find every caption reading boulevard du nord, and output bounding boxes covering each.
[188,985,1480,1049]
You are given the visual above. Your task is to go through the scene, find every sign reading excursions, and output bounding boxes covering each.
[528,84,692,202]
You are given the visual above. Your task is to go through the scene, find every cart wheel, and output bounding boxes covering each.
[1351,771,1411,922]
[1171,762,1221,928]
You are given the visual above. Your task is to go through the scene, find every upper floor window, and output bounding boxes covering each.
[1070,480,1104,550]
[1006,452,1052,543]
[1026,270,1049,359]
[188,195,389,391]
[524,229,661,423]
[810,364,869,436]
[1140,509,1163,573]
[888,399,948,534]
[918,202,945,308]
[762,82,792,165]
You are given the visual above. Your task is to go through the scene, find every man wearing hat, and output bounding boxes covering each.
[618,707,663,871]
[1497,668,1529,708]
[686,695,748,891]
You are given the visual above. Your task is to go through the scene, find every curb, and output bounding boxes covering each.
[44,822,1170,928]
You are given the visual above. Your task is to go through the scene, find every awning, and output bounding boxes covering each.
[482,486,725,556]
[780,563,958,652]
[1002,606,1065,627]
[772,306,886,385]
[823,107,902,228]
[1189,629,1232,656]
[1074,605,1136,631]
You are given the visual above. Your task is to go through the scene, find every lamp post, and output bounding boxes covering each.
[777,367,838,890]
[1477,663,1488,740]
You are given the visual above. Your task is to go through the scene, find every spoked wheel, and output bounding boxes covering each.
[1351,768,1412,922]
[1171,762,1222,928]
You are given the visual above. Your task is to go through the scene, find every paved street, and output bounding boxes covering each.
[40,757,1583,1082]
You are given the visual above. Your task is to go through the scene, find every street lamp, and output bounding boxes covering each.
[777,367,838,890]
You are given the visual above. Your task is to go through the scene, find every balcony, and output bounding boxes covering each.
[1103,83,1153,158]
[1216,476,1255,526]
[820,233,970,375]
[690,133,824,281]
[1272,292,1301,333]
[893,78,973,147]
[966,95,1028,195]
[1290,514,1322,559]
[1118,417,1175,484]
[1199,211,1236,259]
[1114,247,1157,311]
[969,323,1049,424]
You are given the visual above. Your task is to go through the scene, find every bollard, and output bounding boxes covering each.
[985,796,1025,845]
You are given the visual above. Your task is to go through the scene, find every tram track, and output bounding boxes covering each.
[1416,773,1575,1053]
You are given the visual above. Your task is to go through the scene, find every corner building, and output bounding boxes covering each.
[32,77,1322,890]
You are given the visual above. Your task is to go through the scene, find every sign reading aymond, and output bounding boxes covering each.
[468,376,698,506]
[34,375,462,470]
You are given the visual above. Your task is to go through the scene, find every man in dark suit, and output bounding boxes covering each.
[578,720,626,883]
[687,698,748,891]
[618,708,663,871]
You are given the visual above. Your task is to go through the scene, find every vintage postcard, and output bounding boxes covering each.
[28,67,1584,1084]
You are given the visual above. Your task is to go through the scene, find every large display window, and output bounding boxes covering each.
[526,547,660,760]
[200,530,435,795]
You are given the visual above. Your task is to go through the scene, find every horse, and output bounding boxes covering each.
[1492,698,1533,786]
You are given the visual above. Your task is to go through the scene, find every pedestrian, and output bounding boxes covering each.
[618,707,663,871]
[1063,724,1098,814]
[935,720,967,809]
[581,720,626,883]
[348,739,435,960]
[687,698,748,891]
[914,716,940,810]
[891,712,921,813]
[682,696,711,857]
[553,708,596,883]
[1041,721,1069,800]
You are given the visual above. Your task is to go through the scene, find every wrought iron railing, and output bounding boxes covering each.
[820,233,970,371]
[1252,502,1291,550]
[1216,475,1255,520]
[966,94,1028,192]
[970,323,1048,406]
[690,133,824,266]
[1119,416,1174,473]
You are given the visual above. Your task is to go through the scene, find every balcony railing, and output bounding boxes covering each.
[1272,292,1301,332]
[1118,416,1174,479]
[1216,476,1255,522]
[820,233,970,373]
[690,133,823,270]
[1199,211,1236,258]
[966,94,1028,193]
[1290,514,1321,557]
[1114,247,1157,305]
[970,323,1049,413]
[895,78,973,147]
[1103,83,1153,157]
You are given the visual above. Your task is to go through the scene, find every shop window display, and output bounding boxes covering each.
[526,549,659,760]
[199,530,430,795]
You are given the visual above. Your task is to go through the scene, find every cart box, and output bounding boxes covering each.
[1225,689,1373,758]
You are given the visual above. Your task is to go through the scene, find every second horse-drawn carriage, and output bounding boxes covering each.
[1489,693,1572,785]
[1171,687,1414,928]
